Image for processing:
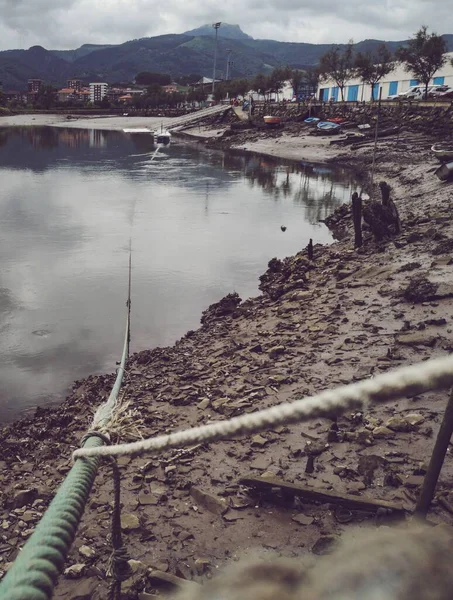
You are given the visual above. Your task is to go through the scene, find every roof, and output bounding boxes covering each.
[58,88,76,94]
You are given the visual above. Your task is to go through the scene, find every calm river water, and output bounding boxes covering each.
[0,126,357,422]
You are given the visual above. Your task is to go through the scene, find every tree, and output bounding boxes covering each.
[34,85,57,109]
[396,26,447,99]
[251,73,269,100]
[288,69,304,100]
[355,44,393,101]
[319,41,355,101]
[268,67,288,101]
[135,72,172,86]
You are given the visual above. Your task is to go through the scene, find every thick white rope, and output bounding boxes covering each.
[74,353,453,460]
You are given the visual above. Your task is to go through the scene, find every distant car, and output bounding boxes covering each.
[430,86,453,99]
[428,85,450,97]
[388,85,434,100]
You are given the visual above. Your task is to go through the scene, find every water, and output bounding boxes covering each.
[0,126,357,422]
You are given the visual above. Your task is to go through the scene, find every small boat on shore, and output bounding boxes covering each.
[435,160,453,181]
[431,143,453,163]
[123,128,153,134]
[263,115,281,126]
[304,117,320,124]
[317,121,341,134]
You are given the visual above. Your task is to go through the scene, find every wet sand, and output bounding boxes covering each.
[1,112,453,598]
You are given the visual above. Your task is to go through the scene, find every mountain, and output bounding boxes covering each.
[183,24,253,40]
[50,44,115,63]
[1,28,453,91]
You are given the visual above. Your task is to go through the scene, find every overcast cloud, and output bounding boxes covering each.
[0,0,452,50]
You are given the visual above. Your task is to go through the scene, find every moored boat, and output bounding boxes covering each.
[431,143,453,163]
[155,129,171,145]
[263,115,281,126]
[304,117,320,124]
[316,121,341,133]
[435,160,453,181]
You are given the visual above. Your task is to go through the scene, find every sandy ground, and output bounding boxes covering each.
[1,114,453,598]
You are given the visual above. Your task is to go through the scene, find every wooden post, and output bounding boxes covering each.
[415,388,453,518]
[351,192,363,247]
[307,238,314,261]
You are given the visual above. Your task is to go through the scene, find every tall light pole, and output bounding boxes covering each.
[225,48,232,81]
[212,22,221,95]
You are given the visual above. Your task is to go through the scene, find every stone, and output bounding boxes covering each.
[347,482,366,493]
[292,513,314,526]
[197,398,211,410]
[70,577,100,600]
[12,489,38,509]
[396,332,437,347]
[251,435,268,447]
[64,563,86,578]
[312,536,339,556]
[190,487,228,516]
[386,416,412,433]
[139,493,159,506]
[405,475,425,488]
[250,456,273,470]
[405,413,425,426]
[269,345,285,359]
[79,545,96,559]
[121,513,140,532]
[128,559,148,574]
[148,569,199,591]
[372,426,395,439]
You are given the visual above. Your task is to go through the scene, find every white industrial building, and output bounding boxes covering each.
[89,82,109,103]
[317,51,453,102]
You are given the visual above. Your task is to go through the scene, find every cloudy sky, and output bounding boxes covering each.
[0,0,451,50]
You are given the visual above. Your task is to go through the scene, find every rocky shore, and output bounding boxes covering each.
[2,111,453,599]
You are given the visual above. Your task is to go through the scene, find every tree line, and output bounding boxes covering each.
[318,26,452,102]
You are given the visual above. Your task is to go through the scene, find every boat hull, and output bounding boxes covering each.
[435,161,453,181]
[431,144,453,163]
[263,116,281,126]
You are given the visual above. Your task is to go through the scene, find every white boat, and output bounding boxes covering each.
[122,128,153,134]
[154,126,171,145]
[431,143,453,163]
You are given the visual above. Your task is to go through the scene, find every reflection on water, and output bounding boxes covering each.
[0,127,357,422]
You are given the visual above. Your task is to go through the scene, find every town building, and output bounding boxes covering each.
[28,79,42,94]
[317,51,453,102]
[89,82,109,103]
[163,83,179,93]
[67,78,82,92]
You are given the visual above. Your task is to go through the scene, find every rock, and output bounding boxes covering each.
[190,487,228,516]
[70,576,101,600]
[148,569,199,591]
[312,536,339,556]
[79,545,96,559]
[250,456,273,470]
[121,513,140,532]
[405,413,424,426]
[197,398,211,410]
[405,475,425,488]
[372,426,395,439]
[64,563,86,578]
[128,559,148,574]
[251,435,268,447]
[292,513,314,526]
[12,489,38,509]
[386,416,412,432]
[269,345,285,359]
[403,277,438,303]
[396,332,437,347]
[347,481,366,494]
[139,493,159,506]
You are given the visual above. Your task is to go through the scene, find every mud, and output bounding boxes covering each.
[2,115,453,599]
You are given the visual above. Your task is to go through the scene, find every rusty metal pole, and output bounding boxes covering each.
[415,388,453,517]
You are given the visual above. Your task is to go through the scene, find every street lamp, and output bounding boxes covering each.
[225,48,232,81]
[212,22,221,95]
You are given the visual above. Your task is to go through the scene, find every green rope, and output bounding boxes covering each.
[0,436,102,599]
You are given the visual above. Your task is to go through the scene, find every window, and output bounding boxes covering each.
[389,81,398,96]
[347,85,359,102]
[433,76,445,85]
[319,88,329,101]
[372,83,380,100]
[410,79,420,87]
[331,87,339,101]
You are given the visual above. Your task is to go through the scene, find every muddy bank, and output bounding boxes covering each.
[1,129,453,599]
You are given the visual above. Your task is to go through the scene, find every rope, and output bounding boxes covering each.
[73,353,453,460]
